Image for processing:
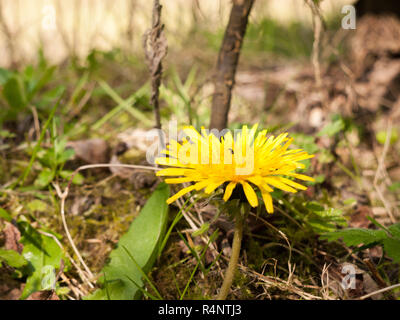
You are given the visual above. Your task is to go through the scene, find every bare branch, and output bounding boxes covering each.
[209,0,255,131]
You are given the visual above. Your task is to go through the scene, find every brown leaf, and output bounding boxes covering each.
[67,138,110,164]
[117,128,161,152]
[349,205,372,229]
[3,222,23,253]
[0,275,23,300]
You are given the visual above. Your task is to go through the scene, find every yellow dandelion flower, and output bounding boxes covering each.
[155,124,314,213]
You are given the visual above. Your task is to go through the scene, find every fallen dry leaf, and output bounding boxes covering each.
[349,205,372,229]
[0,280,23,300]
[3,222,23,253]
[67,138,110,164]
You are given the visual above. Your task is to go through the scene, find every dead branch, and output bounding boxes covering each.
[209,0,255,131]
[305,0,325,88]
[143,0,167,145]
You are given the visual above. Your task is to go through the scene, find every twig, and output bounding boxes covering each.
[363,258,392,295]
[358,283,400,300]
[305,0,325,88]
[30,106,41,141]
[240,264,323,300]
[53,182,94,284]
[209,0,255,131]
[143,0,167,147]
[373,120,396,223]
[65,163,159,192]
[60,273,83,300]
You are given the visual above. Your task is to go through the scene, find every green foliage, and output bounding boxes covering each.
[291,133,319,154]
[303,202,347,233]
[9,96,62,189]
[0,53,64,123]
[0,208,12,222]
[322,222,400,263]
[2,76,27,116]
[0,249,28,268]
[0,67,12,85]
[16,220,68,299]
[160,66,210,129]
[322,228,386,246]
[0,129,15,139]
[34,134,82,189]
[201,18,313,58]
[244,18,313,58]
[97,80,152,127]
[192,222,210,237]
[33,169,55,189]
[86,183,170,300]
[26,199,48,213]
[317,116,345,138]
[389,182,400,192]
[376,129,399,145]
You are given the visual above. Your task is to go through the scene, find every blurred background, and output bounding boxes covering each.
[0,0,352,66]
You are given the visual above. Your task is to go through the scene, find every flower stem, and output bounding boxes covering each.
[217,209,244,300]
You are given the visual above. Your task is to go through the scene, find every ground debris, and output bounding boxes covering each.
[3,222,23,253]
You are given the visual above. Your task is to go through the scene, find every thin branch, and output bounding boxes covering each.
[209,0,255,131]
[305,0,325,88]
[359,282,400,300]
[143,0,167,148]
[373,120,396,223]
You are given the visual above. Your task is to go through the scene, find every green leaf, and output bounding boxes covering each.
[308,219,336,233]
[3,76,27,114]
[192,223,210,237]
[57,148,75,164]
[317,118,345,137]
[18,221,65,299]
[0,207,12,222]
[321,228,387,246]
[0,129,16,139]
[0,249,28,268]
[26,66,56,102]
[382,238,400,263]
[36,85,65,110]
[388,182,400,192]
[291,133,319,154]
[388,223,400,239]
[305,202,324,212]
[12,97,61,188]
[60,170,84,185]
[311,174,325,184]
[305,205,347,233]
[0,67,12,85]
[85,182,169,300]
[34,168,55,189]
[27,199,48,213]
[343,198,357,206]
[376,130,398,145]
